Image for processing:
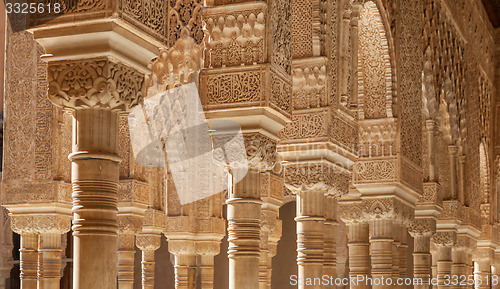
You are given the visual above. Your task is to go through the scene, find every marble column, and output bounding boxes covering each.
[38,231,67,289]
[169,240,196,289]
[370,218,394,289]
[296,189,325,289]
[196,240,222,289]
[409,219,435,289]
[117,233,136,289]
[227,171,262,289]
[323,196,338,289]
[21,233,38,289]
[452,237,470,289]
[347,222,370,289]
[492,261,500,289]
[200,255,215,289]
[70,108,121,289]
[136,233,161,289]
[434,232,456,289]
[392,223,401,287]
[474,256,491,289]
[398,227,408,282]
[448,146,458,200]
[46,58,143,289]
[259,172,283,289]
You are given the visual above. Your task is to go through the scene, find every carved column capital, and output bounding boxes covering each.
[473,248,494,262]
[339,202,368,224]
[136,234,162,252]
[47,58,144,112]
[408,218,436,237]
[11,214,71,235]
[195,240,222,256]
[284,161,350,197]
[168,240,196,256]
[361,198,415,225]
[432,231,457,247]
[244,133,277,172]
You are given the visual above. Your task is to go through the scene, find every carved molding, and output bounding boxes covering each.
[10,214,71,234]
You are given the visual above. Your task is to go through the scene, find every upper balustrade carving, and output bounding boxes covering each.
[204,3,266,68]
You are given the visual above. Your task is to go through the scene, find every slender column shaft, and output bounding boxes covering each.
[296,190,325,289]
[20,233,38,289]
[323,196,337,289]
[141,250,155,289]
[38,233,63,289]
[0,278,5,289]
[200,255,215,289]
[437,246,452,289]
[392,223,401,286]
[413,235,432,289]
[425,120,437,181]
[349,5,360,106]
[174,255,196,289]
[492,265,500,289]
[117,234,135,289]
[71,108,120,289]
[259,229,270,289]
[458,156,465,203]
[451,249,467,289]
[398,227,407,281]
[475,260,491,289]
[347,222,370,289]
[448,146,458,199]
[227,171,262,289]
[370,219,393,289]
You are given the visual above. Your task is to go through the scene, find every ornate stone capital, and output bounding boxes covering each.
[432,231,457,247]
[136,233,162,252]
[474,248,493,262]
[244,133,277,172]
[339,202,367,224]
[284,161,349,197]
[47,58,144,112]
[408,218,436,237]
[11,214,71,235]
[195,240,222,256]
[360,198,414,225]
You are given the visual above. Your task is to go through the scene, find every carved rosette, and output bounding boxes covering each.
[47,58,144,112]
[284,161,349,197]
[11,215,71,234]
